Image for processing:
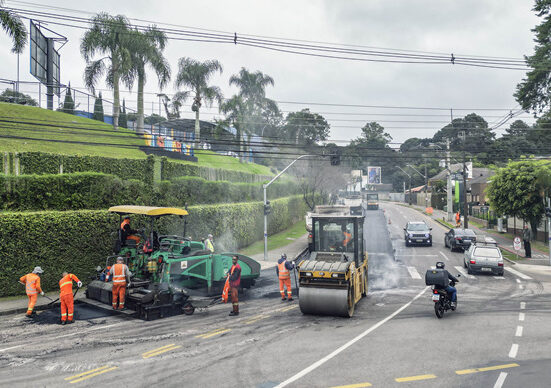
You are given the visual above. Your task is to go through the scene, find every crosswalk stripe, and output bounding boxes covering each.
[455,266,476,280]
[504,267,532,280]
[406,266,421,280]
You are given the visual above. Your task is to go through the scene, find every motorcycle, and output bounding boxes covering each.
[431,275,460,319]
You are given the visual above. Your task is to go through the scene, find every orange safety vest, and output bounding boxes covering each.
[59,274,80,297]
[221,266,236,303]
[121,218,130,231]
[343,231,352,246]
[112,263,128,284]
[21,273,41,296]
[278,261,290,280]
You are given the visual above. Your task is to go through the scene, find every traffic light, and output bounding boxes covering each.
[330,149,341,166]
[264,201,271,215]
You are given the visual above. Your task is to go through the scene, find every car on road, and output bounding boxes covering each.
[444,228,477,251]
[404,221,432,247]
[463,240,504,276]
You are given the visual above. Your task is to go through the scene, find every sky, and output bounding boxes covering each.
[0,0,541,145]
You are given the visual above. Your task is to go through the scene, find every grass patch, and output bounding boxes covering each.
[0,102,274,175]
[239,220,306,256]
[500,248,524,261]
[469,219,484,229]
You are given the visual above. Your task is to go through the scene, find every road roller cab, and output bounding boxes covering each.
[298,215,368,317]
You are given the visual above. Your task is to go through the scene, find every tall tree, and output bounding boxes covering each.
[173,58,223,142]
[61,83,75,114]
[119,99,128,129]
[515,0,551,114]
[284,109,330,145]
[81,13,133,130]
[129,27,170,134]
[92,92,104,122]
[0,2,26,53]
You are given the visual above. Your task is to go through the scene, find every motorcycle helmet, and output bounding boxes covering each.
[435,262,445,269]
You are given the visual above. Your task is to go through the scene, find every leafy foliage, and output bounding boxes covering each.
[284,109,330,145]
[0,88,38,106]
[61,85,75,115]
[0,3,27,53]
[92,92,104,122]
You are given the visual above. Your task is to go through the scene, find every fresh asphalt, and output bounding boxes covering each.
[0,202,549,388]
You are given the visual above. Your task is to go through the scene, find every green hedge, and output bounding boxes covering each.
[0,195,308,296]
[15,152,156,184]
[0,173,300,211]
[161,157,272,183]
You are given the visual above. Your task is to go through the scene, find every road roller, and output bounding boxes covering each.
[297,214,368,317]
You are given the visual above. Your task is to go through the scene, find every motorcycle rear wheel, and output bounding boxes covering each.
[434,301,445,319]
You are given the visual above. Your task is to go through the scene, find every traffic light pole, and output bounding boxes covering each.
[263,154,317,261]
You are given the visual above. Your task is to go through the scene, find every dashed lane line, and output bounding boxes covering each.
[142,344,181,359]
[493,372,508,388]
[195,328,231,339]
[493,276,505,280]
[395,374,437,382]
[519,284,524,290]
[439,251,450,261]
[509,344,519,358]
[516,279,521,284]
[245,314,271,325]
[515,326,523,337]
[65,365,118,384]
[519,312,525,321]
[274,287,429,388]
[456,363,519,375]
[520,302,526,309]
[505,267,532,280]
[407,266,421,280]
[454,266,476,280]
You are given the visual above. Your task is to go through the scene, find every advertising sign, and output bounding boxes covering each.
[367,166,381,184]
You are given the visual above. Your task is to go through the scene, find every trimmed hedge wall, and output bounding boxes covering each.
[0,173,300,210]
[17,152,156,184]
[0,195,309,296]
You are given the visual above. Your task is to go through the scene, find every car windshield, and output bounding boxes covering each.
[408,223,428,231]
[474,247,501,258]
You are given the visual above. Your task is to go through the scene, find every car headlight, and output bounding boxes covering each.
[305,272,313,277]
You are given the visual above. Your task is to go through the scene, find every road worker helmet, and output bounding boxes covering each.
[33,266,44,274]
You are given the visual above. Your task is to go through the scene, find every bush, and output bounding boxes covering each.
[0,195,309,296]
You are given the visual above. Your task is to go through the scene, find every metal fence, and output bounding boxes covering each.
[471,206,497,226]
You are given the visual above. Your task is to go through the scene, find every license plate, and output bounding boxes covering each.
[481,267,492,272]
[432,294,440,301]
[416,239,424,242]
[463,239,471,243]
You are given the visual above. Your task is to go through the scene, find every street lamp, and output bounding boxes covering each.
[396,166,412,205]
[406,164,428,207]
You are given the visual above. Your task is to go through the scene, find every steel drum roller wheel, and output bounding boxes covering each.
[299,287,351,317]
[182,302,195,315]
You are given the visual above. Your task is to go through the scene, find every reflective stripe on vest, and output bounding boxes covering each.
[278,261,290,279]
[113,264,127,283]
[25,274,39,295]
[59,274,75,296]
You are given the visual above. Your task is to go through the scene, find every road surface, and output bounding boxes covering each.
[0,202,549,387]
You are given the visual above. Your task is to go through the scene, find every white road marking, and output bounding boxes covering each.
[439,251,450,261]
[274,287,429,388]
[519,313,525,321]
[0,322,125,352]
[516,279,521,284]
[493,372,508,388]
[455,266,476,280]
[520,302,526,310]
[407,267,422,279]
[493,276,505,280]
[508,344,519,358]
[396,254,438,257]
[515,326,523,337]
[505,267,532,280]
[519,284,524,290]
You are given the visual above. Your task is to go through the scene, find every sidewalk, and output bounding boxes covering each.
[402,203,549,266]
[248,233,308,270]
[0,290,87,316]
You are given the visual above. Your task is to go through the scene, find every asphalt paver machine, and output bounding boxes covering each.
[85,206,260,320]
[297,214,368,317]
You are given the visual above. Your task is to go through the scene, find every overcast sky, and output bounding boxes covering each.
[0,0,540,145]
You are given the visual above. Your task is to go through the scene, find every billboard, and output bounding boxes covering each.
[30,21,60,96]
[367,166,381,184]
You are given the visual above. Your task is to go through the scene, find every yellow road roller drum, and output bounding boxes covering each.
[298,215,368,317]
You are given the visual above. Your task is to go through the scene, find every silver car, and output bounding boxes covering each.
[464,241,504,276]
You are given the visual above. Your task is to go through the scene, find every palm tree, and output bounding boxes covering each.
[129,27,170,134]
[81,13,133,130]
[173,58,223,142]
[0,2,26,53]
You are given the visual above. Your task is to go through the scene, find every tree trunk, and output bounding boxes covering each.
[112,72,120,130]
[195,108,200,146]
[136,69,145,134]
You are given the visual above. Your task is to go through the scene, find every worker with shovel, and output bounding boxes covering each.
[19,266,44,317]
[276,254,296,301]
[59,272,82,325]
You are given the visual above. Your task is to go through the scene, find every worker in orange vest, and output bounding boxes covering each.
[59,272,82,325]
[276,254,295,301]
[228,255,241,316]
[342,225,352,248]
[120,216,141,245]
[109,257,132,310]
[455,211,461,227]
[19,266,44,317]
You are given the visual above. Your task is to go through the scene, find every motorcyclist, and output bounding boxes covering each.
[435,262,459,307]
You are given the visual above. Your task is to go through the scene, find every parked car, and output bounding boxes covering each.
[444,228,477,251]
[404,221,432,247]
[464,241,504,276]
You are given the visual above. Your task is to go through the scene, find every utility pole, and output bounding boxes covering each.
[547,198,551,266]
[397,166,412,205]
[446,138,453,222]
[424,162,428,207]
[463,152,469,229]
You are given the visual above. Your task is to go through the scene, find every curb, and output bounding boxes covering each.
[0,301,59,317]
